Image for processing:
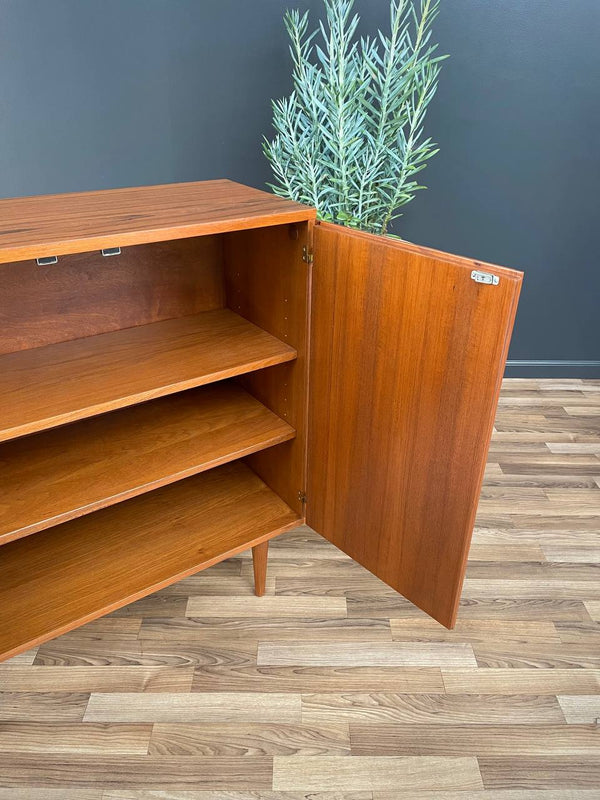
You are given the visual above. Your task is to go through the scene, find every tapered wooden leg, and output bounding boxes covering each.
[252,540,269,597]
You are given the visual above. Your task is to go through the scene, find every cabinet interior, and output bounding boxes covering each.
[0,221,310,660]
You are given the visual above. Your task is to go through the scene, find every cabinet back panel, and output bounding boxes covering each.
[224,222,311,515]
[0,236,224,355]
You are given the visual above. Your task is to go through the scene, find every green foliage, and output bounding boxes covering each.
[264,0,446,235]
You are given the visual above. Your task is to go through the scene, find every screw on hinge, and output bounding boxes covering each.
[302,246,313,265]
[298,490,307,504]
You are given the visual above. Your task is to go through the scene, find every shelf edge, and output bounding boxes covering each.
[0,516,302,663]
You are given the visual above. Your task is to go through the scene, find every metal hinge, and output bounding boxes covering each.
[471,269,499,286]
[302,247,313,265]
[298,490,307,504]
[36,255,58,266]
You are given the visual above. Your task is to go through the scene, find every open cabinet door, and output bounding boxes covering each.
[306,222,522,628]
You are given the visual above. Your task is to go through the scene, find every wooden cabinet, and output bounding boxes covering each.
[0,180,522,660]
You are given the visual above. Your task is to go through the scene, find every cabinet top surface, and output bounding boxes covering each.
[0,179,315,264]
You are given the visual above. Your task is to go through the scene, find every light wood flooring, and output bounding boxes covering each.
[0,377,599,797]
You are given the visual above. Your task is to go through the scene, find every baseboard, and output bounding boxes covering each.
[505,360,600,378]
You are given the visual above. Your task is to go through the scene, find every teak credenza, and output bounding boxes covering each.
[0,180,522,661]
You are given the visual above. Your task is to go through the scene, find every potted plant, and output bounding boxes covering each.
[264,0,446,236]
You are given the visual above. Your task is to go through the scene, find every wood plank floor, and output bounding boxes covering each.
[0,378,599,798]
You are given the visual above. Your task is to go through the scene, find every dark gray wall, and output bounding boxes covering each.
[1,0,598,375]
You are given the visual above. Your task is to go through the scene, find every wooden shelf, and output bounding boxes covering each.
[0,461,302,661]
[0,382,295,546]
[0,180,315,264]
[0,308,296,442]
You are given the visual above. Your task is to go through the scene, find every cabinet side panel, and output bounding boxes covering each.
[0,236,224,354]
[224,223,311,515]
[307,222,522,628]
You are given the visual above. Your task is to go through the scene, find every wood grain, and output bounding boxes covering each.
[256,642,476,667]
[390,619,560,644]
[192,665,445,693]
[252,541,269,598]
[148,722,350,756]
[375,793,600,800]
[0,462,301,661]
[441,669,600,695]
[585,600,600,619]
[553,621,600,644]
[0,693,88,722]
[300,693,565,725]
[350,724,600,756]
[0,755,273,790]
[0,179,315,264]
[0,382,294,545]
[462,580,600,599]
[0,378,598,796]
[31,639,257,668]
[0,723,152,755]
[557,695,600,723]
[473,643,600,669]
[84,693,301,724]
[350,595,593,621]
[185,596,347,618]
[224,221,311,515]
[272,755,483,791]
[307,222,522,628]
[0,650,38,666]
[0,308,296,442]
[0,235,223,355]
[139,617,393,644]
[479,757,600,789]
[0,790,101,799]
[241,557,380,579]
[102,792,367,800]
[0,666,194,692]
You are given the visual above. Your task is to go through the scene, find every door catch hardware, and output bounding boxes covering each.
[471,269,499,286]
[298,490,307,504]
[101,247,121,257]
[302,247,313,265]
[36,255,58,266]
